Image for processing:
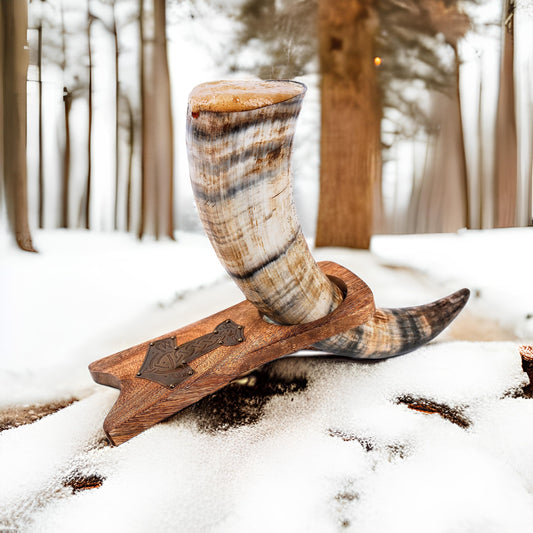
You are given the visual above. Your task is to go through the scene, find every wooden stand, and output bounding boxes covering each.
[89,262,374,445]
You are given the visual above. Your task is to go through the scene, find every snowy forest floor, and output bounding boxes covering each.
[1,228,532,533]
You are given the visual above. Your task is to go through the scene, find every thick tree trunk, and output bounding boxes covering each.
[154,0,174,239]
[138,0,174,239]
[315,0,380,250]
[494,0,517,227]
[1,0,36,251]
[142,0,161,238]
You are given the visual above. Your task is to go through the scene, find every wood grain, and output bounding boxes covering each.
[89,262,375,445]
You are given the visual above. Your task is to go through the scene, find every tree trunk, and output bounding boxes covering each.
[84,3,93,229]
[59,2,70,229]
[137,0,146,238]
[38,18,44,229]
[154,0,174,239]
[112,0,120,230]
[61,87,72,228]
[126,96,134,233]
[494,0,517,227]
[526,76,533,227]
[315,0,380,250]
[418,92,468,233]
[1,0,36,252]
[477,74,485,228]
[412,133,434,233]
[453,44,470,229]
[138,0,174,239]
[0,3,3,216]
[140,0,158,237]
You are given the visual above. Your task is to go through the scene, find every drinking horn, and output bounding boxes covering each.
[186,80,469,359]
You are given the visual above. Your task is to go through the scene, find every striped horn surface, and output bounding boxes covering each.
[186,80,470,359]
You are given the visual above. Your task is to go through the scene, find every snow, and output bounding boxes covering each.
[371,229,533,338]
[0,230,228,406]
[1,228,533,532]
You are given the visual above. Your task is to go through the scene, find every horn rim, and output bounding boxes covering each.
[188,79,307,115]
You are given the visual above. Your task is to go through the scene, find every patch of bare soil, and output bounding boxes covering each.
[62,471,105,493]
[327,428,409,459]
[0,399,77,432]
[175,363,308,432]
[396,395,471,428]
[328,428,376,450]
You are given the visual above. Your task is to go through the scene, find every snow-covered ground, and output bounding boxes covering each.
[1,228,532,532]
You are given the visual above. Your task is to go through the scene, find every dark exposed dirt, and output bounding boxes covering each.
[62,471,105,494]
[175,363,308,432]
[327,428,409,459]
[328,428,375,451]
[335,491,359,503]
[0,399,77,432]
[396,395,471,428]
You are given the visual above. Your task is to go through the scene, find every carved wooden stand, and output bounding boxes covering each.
[89,262,374,445]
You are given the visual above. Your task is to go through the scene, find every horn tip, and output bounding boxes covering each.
[449,287,470,314]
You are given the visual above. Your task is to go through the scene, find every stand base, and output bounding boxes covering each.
[89,261,374,445]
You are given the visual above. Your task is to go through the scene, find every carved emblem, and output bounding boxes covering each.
[136,319,245,389]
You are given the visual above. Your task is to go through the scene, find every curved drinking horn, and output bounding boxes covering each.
[186,80,469,359]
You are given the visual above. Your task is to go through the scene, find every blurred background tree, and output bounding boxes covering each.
[494,0,517,227]
[232,0,475,246]
[138,0,174,240]
[1,0,36,251]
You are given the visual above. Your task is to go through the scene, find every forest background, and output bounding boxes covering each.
[0,0,532,252]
